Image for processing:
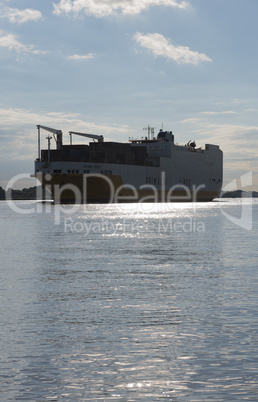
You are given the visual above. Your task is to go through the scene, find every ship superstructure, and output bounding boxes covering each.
[33,125,223,203]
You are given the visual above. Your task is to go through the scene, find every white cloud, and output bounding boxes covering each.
[1,7,42,23]
[177,117,258,187]
[53,0,189,17]
[180,118,201,124]
[68,53,96,60]
[245,109,258,113]
[133,32,212,64]
[179,117,258,161]
[0,107,131,157]
[201,111,236,115]
[0,30,46,54]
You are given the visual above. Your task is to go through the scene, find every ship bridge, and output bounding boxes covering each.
[157,130,174,143]
[129,129,174,144]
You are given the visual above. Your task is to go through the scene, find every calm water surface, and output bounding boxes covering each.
[0,199,258,401]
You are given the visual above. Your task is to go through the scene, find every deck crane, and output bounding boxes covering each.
[36,125,63,159]
[69,131,104,145]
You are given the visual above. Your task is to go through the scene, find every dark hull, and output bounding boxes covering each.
[38,173,220,204]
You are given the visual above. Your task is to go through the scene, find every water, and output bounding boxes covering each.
[1,199,258,401]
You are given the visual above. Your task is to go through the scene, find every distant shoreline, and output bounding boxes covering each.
[0,186,257,201]
[220,190,258,198]
[0,186,52,201]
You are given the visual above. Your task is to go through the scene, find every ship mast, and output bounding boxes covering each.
[143,125,155,140]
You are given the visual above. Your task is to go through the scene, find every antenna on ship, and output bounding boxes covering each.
[143,125,155,140]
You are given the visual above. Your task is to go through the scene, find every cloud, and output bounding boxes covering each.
[201,111,237,115]
[0,107,130,188]
[133,32,212,64]
[180,118,201,124]
[1,7,42,23]
[179,117,258,162]
[53,0,189,17]
[0,30,46,54]
[0,107,132,188]
[245,109,258,113]
[0,107,131,161]
[177,117,258,188]
[1,107,258,190]
[68,53,96,60]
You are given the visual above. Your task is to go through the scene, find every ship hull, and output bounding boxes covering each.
[36,172,221,204]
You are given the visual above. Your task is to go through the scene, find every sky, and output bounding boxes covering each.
[1,0,258,191]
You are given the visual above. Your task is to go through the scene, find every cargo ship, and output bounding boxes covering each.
[33,125,223,203]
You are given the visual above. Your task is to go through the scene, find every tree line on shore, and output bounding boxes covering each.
[0,186,52,200]
[0,186,258,200]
